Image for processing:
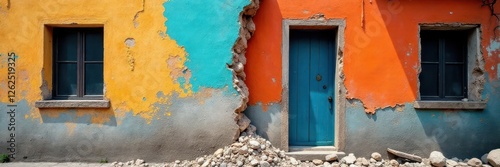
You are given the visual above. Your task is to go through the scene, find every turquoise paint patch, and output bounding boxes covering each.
[486,39,499,57]
[164,0,250,93]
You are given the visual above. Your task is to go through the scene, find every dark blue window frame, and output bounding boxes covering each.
[53,28,104,100]
[419,30,468,101]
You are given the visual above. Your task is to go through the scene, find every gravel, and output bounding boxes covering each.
[109,134,500,167]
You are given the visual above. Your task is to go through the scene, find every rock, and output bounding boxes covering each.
[458,162,468,166]
[220,162,228,167]
[390,159,399,166]
[343,153,357,165]
[482,154,489,164]
[361,158,370,166]
[214,148,223,156]
[469,158,483,167]
[429,151,446,167]
[201,159,211,167]
[446,159,458,167]
[236,160,243,167]
[326,154,339,161]
[370,158,377,163]
[421,158,430,166]
[290,157,299,165]
[238,146,248,155]
[313,159,323,165]
[259,161,270,167]
[248,140,260,149]
[349,164,359,167]
[488,149,500,167]
[371,152,382,161]
[237,115,251,131]
[197,158,205,165]
[135,159,145,165]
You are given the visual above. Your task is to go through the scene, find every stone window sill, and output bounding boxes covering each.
[35,100,110,109]
[414,101,487,110]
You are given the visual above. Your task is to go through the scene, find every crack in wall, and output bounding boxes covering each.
[133,0,145,28]
[230,0,260,140]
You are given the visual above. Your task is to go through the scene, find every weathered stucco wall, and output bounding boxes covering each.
[0,0,256,162]
[245,0,500,158]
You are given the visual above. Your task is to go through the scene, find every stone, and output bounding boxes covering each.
[469,158,483,167]
[482,154,489,164]
[260,161,270,167]
[220,162,228,167]
[175,160,181,164]
[135,159,145,165]
[214,148,224,156]
[390,159,399,166]
[249,140,260,149]
[458,162,468,166]
[326,154,339,161]
[349,164,359,167]
[250,159,259,166]
[370,158,377,163]
[201,159,211,167]
[238,146,248,155]
[429,151,446,167]
[361,158,370,166]
[313,159,323,165]
[197,158,205,165]
[488,149,500,167]
[421,158,430,166]
[371,152,382,161]
[446,159,458,167]
[343,153,357,165]
[236,160,243,167]
[290,157,299,165]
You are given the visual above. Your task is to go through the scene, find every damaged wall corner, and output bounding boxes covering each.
[230,0,260,141]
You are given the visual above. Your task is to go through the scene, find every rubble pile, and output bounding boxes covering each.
[111,132,500,167]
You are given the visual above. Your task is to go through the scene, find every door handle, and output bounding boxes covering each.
[328,96,332,102]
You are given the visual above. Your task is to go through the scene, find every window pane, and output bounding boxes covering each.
[420,63,439,97]
[445,64,464,97]
[85,63,103,95]
[56,30,78,61]
[421,31,439,62]
[85,29,104,61]
[56,63,77,96]
[444,36,465,63]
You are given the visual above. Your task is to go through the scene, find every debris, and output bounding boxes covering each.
[387,148,423,162]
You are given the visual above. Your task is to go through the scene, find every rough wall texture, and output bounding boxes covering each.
[0,0,258,162]
[245,0,500,158]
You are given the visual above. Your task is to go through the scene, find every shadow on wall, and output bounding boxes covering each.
[414,79,500,158]
[40,107,117,126]
[245,103,282,148]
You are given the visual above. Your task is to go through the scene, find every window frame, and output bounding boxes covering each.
[419,30,468,101]
[415,24,487,110]
[52,28,104,100]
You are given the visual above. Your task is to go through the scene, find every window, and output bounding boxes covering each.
[419,30,468,101]
[53,28,104,99]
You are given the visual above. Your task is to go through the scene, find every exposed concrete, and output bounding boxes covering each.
[280,19,347,152]
[0,90,241,162]
[35,100,110,108]
[245,103,282,149]
[413,101,487,110]
[345,81,500,159]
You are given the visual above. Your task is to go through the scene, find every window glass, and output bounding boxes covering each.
[56,30,78,62]
[56,63,77,96]
[85,63,104,95]
[85,30,104,61]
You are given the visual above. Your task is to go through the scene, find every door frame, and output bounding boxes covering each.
[281,19,347,151]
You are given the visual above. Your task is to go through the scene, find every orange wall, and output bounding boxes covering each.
[246,0,500,113]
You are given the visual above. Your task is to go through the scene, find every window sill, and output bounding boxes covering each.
[35,100,110,109]
[414,101,487,110]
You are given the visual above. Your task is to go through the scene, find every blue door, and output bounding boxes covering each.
[289,29,336,146]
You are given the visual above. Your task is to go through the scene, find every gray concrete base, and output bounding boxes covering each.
[286,151,345,161]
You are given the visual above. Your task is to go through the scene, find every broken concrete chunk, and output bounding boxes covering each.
[387,148,422,162]
[429,151,446,167]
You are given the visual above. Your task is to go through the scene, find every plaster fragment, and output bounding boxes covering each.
[125,38,136,48]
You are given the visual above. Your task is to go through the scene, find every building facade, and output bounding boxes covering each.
[0,0,499,162]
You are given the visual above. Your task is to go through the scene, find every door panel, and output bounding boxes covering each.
[289,29,336,146]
